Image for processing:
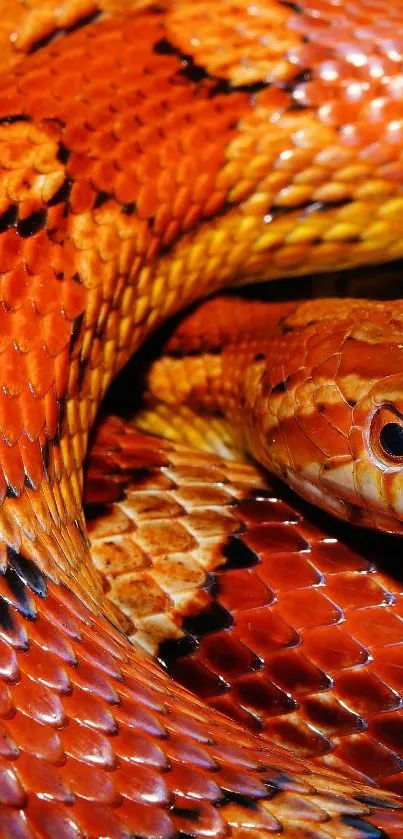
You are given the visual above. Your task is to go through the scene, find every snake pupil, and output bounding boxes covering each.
[379,422,403,458]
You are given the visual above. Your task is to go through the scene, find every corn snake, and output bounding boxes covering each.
[0,1,402,836]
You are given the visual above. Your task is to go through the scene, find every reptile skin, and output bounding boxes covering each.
[0,0,402,836]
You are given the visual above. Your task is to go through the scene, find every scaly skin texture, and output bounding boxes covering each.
[0,0,401,836]
[87,417,403,794]
[140,296,403,532]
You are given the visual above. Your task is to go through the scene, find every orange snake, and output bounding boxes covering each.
[1,1,403,836]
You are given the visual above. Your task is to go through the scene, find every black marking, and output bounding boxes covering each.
[4,567,37,620]
[28,10,101,54]
[41,441,51,480]
[356,794,402,810]
[57,142,71,165]
[254,353,265,362]
[48,178,72,207]
[93,190,112,209]
[342,816,387,838]
[0,205,17,234]
[220,534,260,570]
[71,272,82,284]
[279,0,303,11]
[153,37,268,97]
[17,209,47,238]
[182,602,234,639]
[272,379,288,394]
[285,69,312,89]
[0,114,30,125]
[5,485,18,499]
[24,475,36,490]
[347,399,357,408]
[121,201,136,215]
[211,408,225,419]
[158,634,198,668]
[171,806,200,819]
[69,313,84,355]
[0,599,13,631]
[84,502,110,522]
[7,548,47,598]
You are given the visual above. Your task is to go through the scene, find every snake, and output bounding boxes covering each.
[1,0,403,836]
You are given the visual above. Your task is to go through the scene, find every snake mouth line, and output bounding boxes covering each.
[284,468,403,535]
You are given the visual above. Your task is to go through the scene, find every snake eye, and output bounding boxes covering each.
[379,423,403,458]
[370,406,403,464]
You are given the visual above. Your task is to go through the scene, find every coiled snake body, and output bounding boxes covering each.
[1,1,403,836]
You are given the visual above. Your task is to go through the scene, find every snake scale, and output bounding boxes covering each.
[0,0,403,836]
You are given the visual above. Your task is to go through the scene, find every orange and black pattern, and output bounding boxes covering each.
[0,0,401,836]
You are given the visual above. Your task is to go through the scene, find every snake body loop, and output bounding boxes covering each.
[0,1,402,836]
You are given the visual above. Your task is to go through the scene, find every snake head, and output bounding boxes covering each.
[248,300,403,533]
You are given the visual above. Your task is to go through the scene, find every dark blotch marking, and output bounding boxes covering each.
[254,353,266,362]
[17,209,47,238]
[347,399,357,408]
[121,201,136,215]
[57,142,71,165]
[356,794,402,810]
[29,10,100,53]
[171,806,201,819]
[48,177,72,207]
[342,817,387,838]
[69,313,84,355]
[93,190,112,209]
[0,205,18,233]
[4,567,37,620]
[220,534,260,569]
[7,548,47,598]
[41,441,51,481]
[0,114,30,125]
[158,634,198,668]
[153,37,268,97]
[279,0,303,10]
[0,599,13,632]
[272,379,288,394]
[182,602,234,639]
[24,475,36,491]
[84,502,110,522]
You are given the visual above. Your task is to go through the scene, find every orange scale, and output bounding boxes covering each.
[112,798,174,839]
[114,761,170,806]
[15,752,73,804]
[276,587,343,631]
[79,620,128,666]
[32,271,63,317]
[0,639,19,683]
[337,733,403,779]
[303,625,369,672]
[5,714,64,764]
[213,765,268,799]
[19,639,71,694]
[12,677,66,729]
[117,678,166,716]
[163,732,219,772]
[347,606,403,648]
[65,801,132,839]
[265,648,331,697]
[0,442,25,498]
[0,683,14,719]
[63,686,117,736]
[19,391,45,445]
[113,727,169,771]
[302,693,365,738]
[60,757,118,807]
[326,572,394,610]
[0,766,26,808]
[168,763,222,803]
[60,718,116,770]
[234,606,300,657]
[171,798,226,837]
[25,796,84,839]
[68,180,96,216]
[2,264,30,311]
[295,410,350,458]
[164,710,214,745]
[43,313,71,358]
[0,394,23,447]
[68,658,120,706]
[0,345,26,397]
[28,617,77,666]
[26,347,56,398]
